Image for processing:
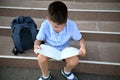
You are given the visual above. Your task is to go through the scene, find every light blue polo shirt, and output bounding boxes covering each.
[36,19,82,51]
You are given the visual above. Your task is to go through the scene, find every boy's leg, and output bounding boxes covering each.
[37,54,50,77]
[65,56,79,72]
[61,56,79,80]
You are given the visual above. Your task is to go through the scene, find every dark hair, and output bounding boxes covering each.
[48,1,68,24]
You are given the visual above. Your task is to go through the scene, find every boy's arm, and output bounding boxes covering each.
[34,40,42,55]
[79,38,86,56]
[34,40,41,50]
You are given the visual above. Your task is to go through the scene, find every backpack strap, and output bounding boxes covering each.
[11,16,25,35]
[28,24,37,41]
[12,24,25,53]
[24,17,37,41]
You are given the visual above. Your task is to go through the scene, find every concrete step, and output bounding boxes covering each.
[0,67,119,80]
[0,25,120,42]
[0,30,120,63]
[0,1,120,21]
[0,16,120,36]
[0,16,120,42]
[1,0,120,3]
[0,56,120,76]
[0,8,119,21]
[0,1,120,10]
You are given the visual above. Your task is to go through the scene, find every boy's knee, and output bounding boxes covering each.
[66,56,79,66]
[37,54,49,63]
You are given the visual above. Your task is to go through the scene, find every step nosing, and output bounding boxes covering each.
[80,31,120,35]
[0,6,120,12]
[0,26,120,35]
[0,55,120,66]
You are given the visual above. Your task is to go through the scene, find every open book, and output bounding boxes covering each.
[34,44,80,60]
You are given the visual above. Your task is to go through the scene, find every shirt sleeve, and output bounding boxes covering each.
[36,22,46,41]
[71,23,82,41]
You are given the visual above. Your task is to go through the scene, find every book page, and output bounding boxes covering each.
[34,44,80,60]
[34,44,61,60]
[60,47,79,59]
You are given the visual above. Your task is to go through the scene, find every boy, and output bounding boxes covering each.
[34,1,86,80]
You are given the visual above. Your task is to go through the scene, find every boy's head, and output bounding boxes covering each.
[47,1,68,25]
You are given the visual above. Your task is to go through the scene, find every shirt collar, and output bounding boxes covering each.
[50,24,67,35]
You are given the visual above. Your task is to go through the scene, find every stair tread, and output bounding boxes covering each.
[0,16,120,33]
[0,67,119,80]
[0,1,120,11]
[0,35,120,63]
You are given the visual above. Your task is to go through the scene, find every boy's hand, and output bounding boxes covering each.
[78,38,86,57]
[79,47,86,57]
[34,45,41,50]
[34,45,41,56]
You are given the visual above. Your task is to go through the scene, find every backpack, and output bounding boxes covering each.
[11,16,37,55]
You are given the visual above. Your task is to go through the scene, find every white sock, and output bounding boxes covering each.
[64,68,74,79]
[42,75,49,79]
[39,75,49,80]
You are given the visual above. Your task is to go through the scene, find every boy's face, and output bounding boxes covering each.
[50,21,66,32]
[46,16,66,32]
